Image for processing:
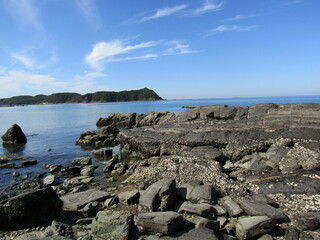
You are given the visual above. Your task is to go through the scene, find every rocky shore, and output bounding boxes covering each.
[1,103,320,239]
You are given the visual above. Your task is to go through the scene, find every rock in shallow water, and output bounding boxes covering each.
[2,124,27,145]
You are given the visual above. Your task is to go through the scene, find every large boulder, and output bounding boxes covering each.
[2,124,27,145]
[0,188,62,229]
[91,210,134,240]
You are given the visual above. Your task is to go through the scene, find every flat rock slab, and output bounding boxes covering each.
[240,199,288,221]
[60,189,110,211]
[178,201,213,216]
[177,184,216,204]
[72,157,91,166]
[236,216,276,240]
[218,196,243,217]
[136,211,184,235]
[177,228,219,240]
[91,210,133,240]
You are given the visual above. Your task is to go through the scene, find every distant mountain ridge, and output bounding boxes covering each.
[0,88,163,106]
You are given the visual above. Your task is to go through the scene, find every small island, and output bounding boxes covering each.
[0,88,163,107]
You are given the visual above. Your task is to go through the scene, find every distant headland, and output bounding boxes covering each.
[0,88,163,107]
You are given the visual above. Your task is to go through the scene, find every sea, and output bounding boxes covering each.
[1,96,320,189]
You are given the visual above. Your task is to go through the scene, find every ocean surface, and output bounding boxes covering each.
[1,96,320,189]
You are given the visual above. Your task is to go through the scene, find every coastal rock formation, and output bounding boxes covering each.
[2,124,27,145]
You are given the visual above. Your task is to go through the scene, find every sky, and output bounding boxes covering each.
[0,0,319,99]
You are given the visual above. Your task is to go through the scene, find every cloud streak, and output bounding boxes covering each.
[223,14,257,22]
[85,39,197,70]
[191,0,223,15]
[208,25,257,35]
[139,4,188,22]
[11,53,35,69]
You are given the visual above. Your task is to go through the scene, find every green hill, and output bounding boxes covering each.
[0,88,163,106]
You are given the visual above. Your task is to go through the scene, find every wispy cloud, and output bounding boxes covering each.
[139,4,189,22]
[85,39,197,70]
[4,0,42,31]
[208,25,257,35]
[71,72,111,93]
[76,0,102,29]
[11,53,35,69]
[0,70,64,97]
[191,0,223,16]
[280,0,306,6]
[223,14,257,22]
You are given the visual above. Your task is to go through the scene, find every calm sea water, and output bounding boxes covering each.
[1,96,320,189]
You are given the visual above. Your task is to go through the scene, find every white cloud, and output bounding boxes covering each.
[139,4,188,22]
[85,40,160,70]
[223,14,257,22]
[11,53,35,69]
[192,0,223,15]
[76,0,102,29]
[0,70,64,98]
[85,40,197,70]
[280,0,305,6]
[208,25,257,35]
[4,0,42,30]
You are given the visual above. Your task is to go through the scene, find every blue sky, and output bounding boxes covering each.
[0,0,319,99]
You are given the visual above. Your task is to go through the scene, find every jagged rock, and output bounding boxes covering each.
[218,196,243,217]
[258,234,274,240]
[49,164,62,173]
[212,205,227,216]
[103,155,119,172]
[91,210,133,240]
[177,228,219,240]
[178,201,213,216]
[76,126,119,148]
[104,196,119,207]
[177,183,217,204]
[0,188,62,229]
[236,216,276,240]
[2,124,27,145]
[118,190,140,205]
[136,211,184,235]
[60,189,110,211]
[112,162,128,175]
[62,176,93,189]
[0,162,15,169]
[250,194,279,208]
[61,165,82,176]
[139,178,176,213]
[72,157,91,166]
[240,199,287,221]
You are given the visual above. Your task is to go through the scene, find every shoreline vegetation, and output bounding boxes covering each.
[0,88,163,107]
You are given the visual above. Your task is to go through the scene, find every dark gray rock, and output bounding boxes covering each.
[177,183,217,204]
[92,148,113,159]
[0,187,62,229]
[103,155,119,172]
[177,228,219,240]
[49,164,62,173]
[0,162,15,169]
[236,216,276,240]
[178,201,213,216]
[81,201,103,217]
[21,160,37,167]
[80,165,97,177]
[240,199,288,221]
[72,157,91,166]
[60,189,110,211]
[139,178,176,213]
[2,124,27,145]
[112,162,128,175]
[91,210,133,240]
[118,190,140,205]
[218,196,243,217]
[193,216,219,231]
[136,211,184,235]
